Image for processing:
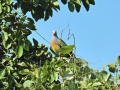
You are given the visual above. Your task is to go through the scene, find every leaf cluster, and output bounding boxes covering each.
[1,0,120,90]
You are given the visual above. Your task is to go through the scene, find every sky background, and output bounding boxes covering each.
[28,0,120,69]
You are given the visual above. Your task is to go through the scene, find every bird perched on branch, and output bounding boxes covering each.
[50,30,74,57]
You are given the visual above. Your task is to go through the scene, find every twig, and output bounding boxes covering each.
[35,31,50,44]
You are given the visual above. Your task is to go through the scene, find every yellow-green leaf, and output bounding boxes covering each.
[0,3,2,13]
[2,31,8,41]
[16,45,23,58]
[60,45,74,54]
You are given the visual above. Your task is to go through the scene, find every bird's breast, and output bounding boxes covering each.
[51,42,59,51]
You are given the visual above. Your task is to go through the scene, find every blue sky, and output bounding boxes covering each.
[28,0,120,69]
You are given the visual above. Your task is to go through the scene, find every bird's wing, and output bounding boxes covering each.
[58,39,67,48]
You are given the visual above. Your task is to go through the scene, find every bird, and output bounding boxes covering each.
[50,30,71,57]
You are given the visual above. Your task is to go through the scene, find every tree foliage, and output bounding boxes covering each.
[0,0,120,90]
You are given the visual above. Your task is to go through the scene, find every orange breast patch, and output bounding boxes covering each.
[51,42,58,51]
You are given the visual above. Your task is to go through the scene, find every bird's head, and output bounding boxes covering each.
[52,30,57,36]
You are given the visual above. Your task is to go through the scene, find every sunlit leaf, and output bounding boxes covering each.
[35,68,39,78]
[23,80,34,88]
[104,73,111,82]
[60,45,74,54]
[7,6,11,12]
[2,31,8,41]
[0,69,5,79]
[18,69,30,75]
[50,74,54,83]
[16,45,23,58]
[53,1,59,7]
[53,71,58,81]
[0,3,2,13]
[92,82,102,87]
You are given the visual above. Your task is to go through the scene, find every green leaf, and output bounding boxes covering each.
[61,0,67,4]
[107,63,116,73]
[56,60,65,67]
[18,69,30,75]
[53,1,59,7]
[6,0,13,5]
[92,82,102,87]
[60,45,74,54]
[2,31,8,41]
[0,3,2,13]
[23,80,34,88]
[33,38,38,47]
[18,62,27,67]
[35,68,39,78]
[16,45,23,58]
[44,9,50,21]
[88,0,95,5]
[23,39,30,51]
[35,0,39,5]
[68,2,74,12]
[62,70,74,80]
[116,56,120,65]
[50,74,54,83]
[27,17,34,24]
[82,0,90,11]
[74,0,81,12]
[53,71,58,81]
[0,69,5,79]
[5,39,12,49]
[104,73,111,82]
[7,6,11,12]
[8,75,14,86]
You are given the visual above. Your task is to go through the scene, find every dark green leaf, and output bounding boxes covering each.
[82,0,90,11]
[108,63,116,73]
[8,75,14,86]
[88,0,95,5]
[27,17,34,24]
[35,0,39,5]
[33,38,38,47]
[5,39,12,49]
[74,0,81,12]
[44,9,50,21]
[16,45,23,58]
[116,56,120,65]
[23,39,30,51]
[68,2,74,12]
[61,0,67,4]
